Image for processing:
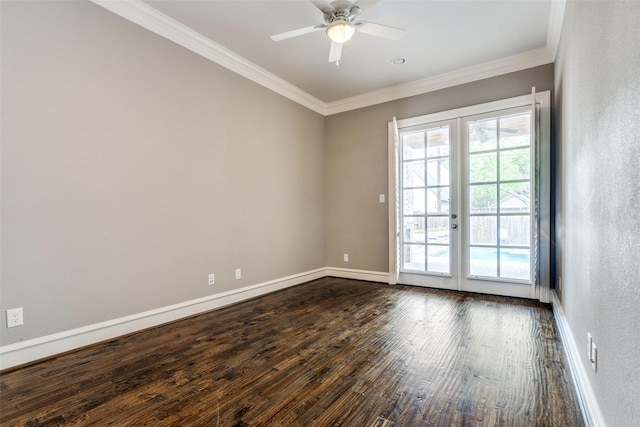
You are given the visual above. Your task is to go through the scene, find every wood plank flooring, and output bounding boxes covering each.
[0,277,583,426]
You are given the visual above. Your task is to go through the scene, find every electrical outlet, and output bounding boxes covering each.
[343,254,349,262]
[208,273,215,286]
[235,268,241,280]
[379,194,385,203]
[7,308,23,328]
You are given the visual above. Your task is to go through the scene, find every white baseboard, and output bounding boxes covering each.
[551,291,607,427]
[326,267,390,283]
[0,268,326,371]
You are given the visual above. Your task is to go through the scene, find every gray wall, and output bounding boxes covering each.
[554,1,640,424]
[325,64,554,271]
[4,2,636,422]
[1,1,326,346]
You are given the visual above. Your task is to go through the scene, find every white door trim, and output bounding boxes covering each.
[389,91,551,301]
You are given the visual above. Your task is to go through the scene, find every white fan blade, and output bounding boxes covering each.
[329,41,342,62]
[271,25,325,41]
[356,21,405,41]
[312,0,378,17]
[352,0,379,14]
[330,0,353,11]
[311,0,334,15]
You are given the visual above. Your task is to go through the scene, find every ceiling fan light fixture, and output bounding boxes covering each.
[326,21,356,44]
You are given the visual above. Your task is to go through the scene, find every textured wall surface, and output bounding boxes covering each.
[1,1,326,346]
[554,1,640,424]
[325,65,554,271]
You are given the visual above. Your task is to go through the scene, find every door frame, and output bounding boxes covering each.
[388,91,551,302]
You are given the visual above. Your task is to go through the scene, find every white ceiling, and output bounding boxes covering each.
[99,0,560,114]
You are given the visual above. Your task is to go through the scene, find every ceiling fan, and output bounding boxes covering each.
[270,0,406,64]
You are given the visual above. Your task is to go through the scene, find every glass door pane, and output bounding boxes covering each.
[399,123,454,282]
[463,109,534,295]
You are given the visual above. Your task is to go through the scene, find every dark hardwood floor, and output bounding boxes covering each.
[0,277,583,426]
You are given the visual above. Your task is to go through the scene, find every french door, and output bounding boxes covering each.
[395,120,459,290]
[389,92,551,300]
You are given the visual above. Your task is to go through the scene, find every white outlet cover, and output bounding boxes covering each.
[235,269,241,279]
[344,254,349,262]
[7,308,24,328]
[208,273,215,285]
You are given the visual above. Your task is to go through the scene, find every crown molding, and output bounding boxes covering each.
[324,47,554,115]
[546,0,567,59]
[91,0,327,115]
[91,1,556,117]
